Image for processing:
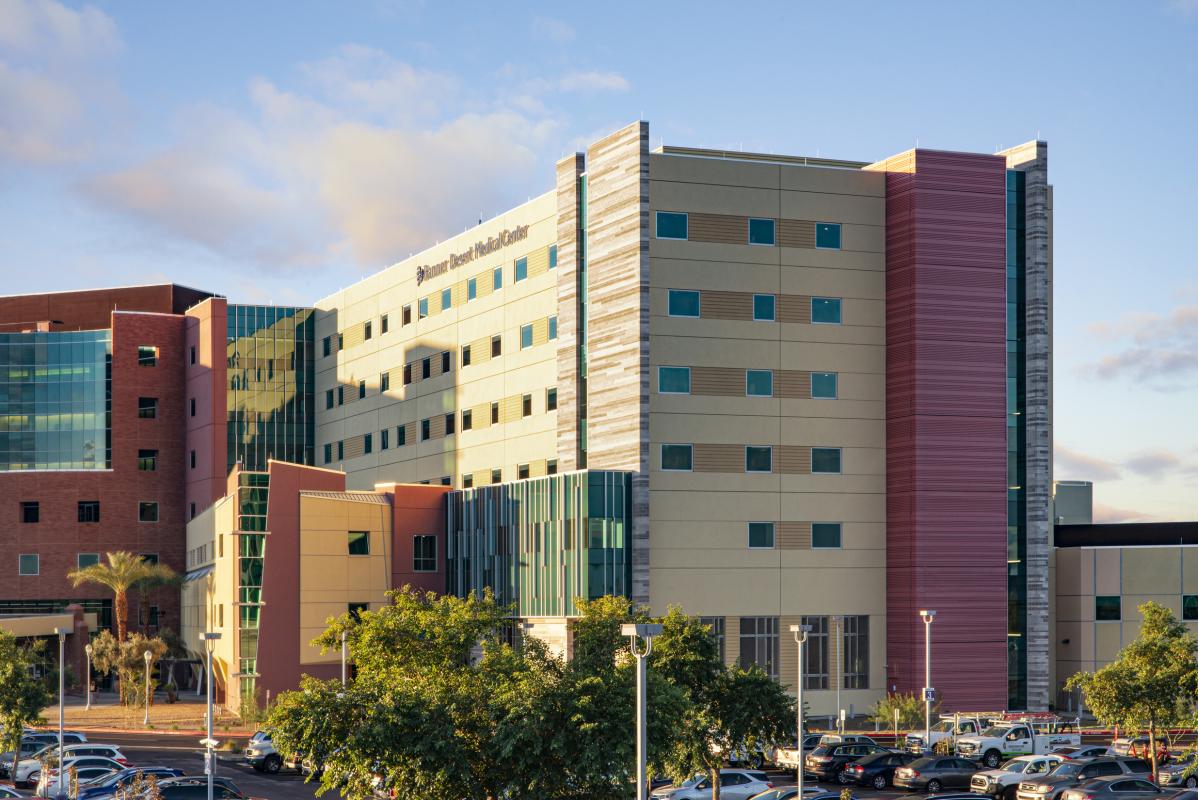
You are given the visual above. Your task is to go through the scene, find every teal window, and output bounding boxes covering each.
[322,336,331,357]
[812,523,842,549]
[467,277,477,301]
[746,446,772,473]
[441,288,452,310]
[548,315,558,340]
[520,324,533,350]
[337,440,344,460]
[748,522,775,549]
[668,289,700,318]
[549,244,558,269]
[381,372,390,392]
[661,444,693,471]
[811,447,842,474]
[811,297,842,324]
[748,218,776,246]
[418,297,429,319]
[746,370,773,397]
[77,553,100,568]
[1095,596,1121,621]
[381,429,389,450]
[18,554,38,575]
[364,433,372,454]
[658,366,691,394]
[546,388,557,411]
[493,266,503,290]
[515,257,528,282]
[811,372,838,399]
[1185,596,1198,621]
[753,294,776,321]
[348,531,370,556]
[397,425,406,447]
[358,379,366,399]
[325,389,334,409]
[815,222,842,249]
[323,443,332,463]
[656,211,688,240]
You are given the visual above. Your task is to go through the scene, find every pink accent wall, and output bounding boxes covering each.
[382,483,451,593]
[880,149,1009,710]
[184,297,228,519]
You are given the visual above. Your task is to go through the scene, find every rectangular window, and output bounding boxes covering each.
[811,372,838,399]
[548,244,558,269]
[1095,596,1121,621]
[381,372,390,392]
[337,386,345,406]
[348,602,369,621]
[364,320,372,341]
[337,440,344,460]
[422,357,431,379]
[348,531,370,556]
[462,409,473,431]
[493,266,503,290]
[1185,596,1198,621]
[421,419,431,441]
[667,289,700,318]
[815,222,842,249]
[441,287,452,311]
[444,413,455,436]
[548,315,558,340]
[739,616,779,679]
[18,554,39,576]
[803,615,829,690]
[358,379,366,399]
[403,363,412,385]
[752,293,776,322]
[658,366,691,394]
[190,502,196,519]
[745,446,772,473]
[77,501,100,523]
[462,344,472,366]
[521,393,532,417]
[322,336,332,357]
[20,501,39,523]
[397,425,406,447]
[413,535,437,572]
[138,449,158,471]
[811,297,842,324]
[700,617,725,663]
[418,297,429,319]
[812,522,842,549]
[190,450,196,469]
[514,257,528,283]
[364,433,373,454]
[190,346,196,365]
[463,474,473,488]
[137,346,158,366]
[491,335,502,357]
[520,323,533,349]
[325,389,334,409]
[491,468,502,484]
[812,447,842,474]
[137,397,158,419]
[656,211,688,240]
[139,502,159,523]
[546,387,557,411]
[661,444,693,471]
[381,314,389,334]
[338,333,344,350]
[323,443,332,464]
[748,218,776,246]
[190,397,196,417]
[402,305,412,326]
[381,429,389,450]
[748,522,775,549]
[441,351,450,373]
[547,459,558,475]
[746,370,773,397]
[77,553,100,569]
[490,402,499,425]
[842,615,869,689]
[518,463,530,480]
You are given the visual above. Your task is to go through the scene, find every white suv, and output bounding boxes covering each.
[12,743,127,787]
[651,769,773,799]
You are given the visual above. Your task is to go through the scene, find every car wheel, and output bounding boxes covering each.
[985,750,1002,769]
[838,770,854,785]
[264,754,283,774]
[927,779,943,793]
[873,774,889,790]
[1187,777,1198,789]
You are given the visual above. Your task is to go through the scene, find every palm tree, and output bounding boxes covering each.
[68,551,178,641]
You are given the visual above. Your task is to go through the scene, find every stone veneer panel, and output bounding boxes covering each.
[584,121,650,604]
[555,153,584,471]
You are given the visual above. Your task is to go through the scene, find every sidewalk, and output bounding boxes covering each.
[36,691,257,737]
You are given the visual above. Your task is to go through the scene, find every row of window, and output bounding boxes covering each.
[344,531,437,572]
[656,211,843,250]
[17,500,159,524]
[1094,595,1198,622]
[707,613,868,686]
[747,521,842,549]
[659,366,838,399]
[667,289,842,323]
[17,551,159,576]
[461,460,560,488]
[660,444,843,474]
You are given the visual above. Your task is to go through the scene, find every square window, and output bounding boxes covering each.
[413,535,437,572]
[520,324,533,349]
[658,366,691,394]
[467,277,477,300]
[549,244,558,269]
[546,387,558,411]
[422,357,431,379]
[403,364,412,385]
[337,440,344,460]
[462,345,472,366]
[364,321,372,340]
[522,393,532,417]
[381,314,389,334]
[490,402,499,424]
[381,372,390,392]
[549,315,558,340]
[656,211,688,240]
[381,429,390,450]
[811,447,842,474]
[816,222,842,249]
[348,602,369,621]
[753,294,776,322]
[746,370,773,397]
[1095,596,1121,621]
[812,297,842,324]
[418,298,429,319]
[668,289,700,318]
[748,218,776,246]
[445,412,455,435]
[421,419,431,441]
[364,433,373,454]
[518,463,530,480]
[397,425,407,447]
[515,257,528,282]
[462,409,473,431]
[661,444,693,471]
[748,522,775,549]
[325,389,334,409]
[746,446,772,473]
[491,335,502,357]
[137,346,158,366]
[811,372,838,399]
[491,468,502,484]
[441,288,452,310]
[493,266,503,290]
[18,554,39,576]
[358,379,366,399]
[323,443,332,464]
[463,474,474,488]
[441,351,450,373]
[812,522,842,549]
[348,531,370,556]
[138,449,158,471]
[322,336,332,357]
[77,501,100,523]
[402,305,412,326]
[138,397,158,419]
[20,501,39,523]
[77,553,100,569]
[1185,596,1198,621]
[139,502,159,523]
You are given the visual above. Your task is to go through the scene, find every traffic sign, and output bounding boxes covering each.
[923,688,936,702]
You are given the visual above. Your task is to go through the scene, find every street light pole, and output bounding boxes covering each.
[831,615,843,733]
[54,627,67,798]
[920,610,937,753]
[341,629,348,687]
[84,643,93,712]
[200,631,222,800]
[143,650,153,725]
[789,624,812,797]
[622,623,663,800]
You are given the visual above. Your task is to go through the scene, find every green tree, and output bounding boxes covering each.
[871,691,936,729]
[1067,601,1198,780]
[0,631,51,754]
[67,552,177,641]
[88,630,167,707]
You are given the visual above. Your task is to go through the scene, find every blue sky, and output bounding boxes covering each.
[2,0,1196,520]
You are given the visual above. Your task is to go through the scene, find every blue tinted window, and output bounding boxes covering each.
[659,366,690,394]
[816,223,842,249]
[656,212,688,240]
[746,370,773,397]
[753,294,776,322]
[748,522,775,549]
[748,218,776,246]
[812,523,842,548]
[493,267,503,289]
[812,447,842,474]
[467,278,477,301]
[811,297,842,324]
[418,297,429,319]
[661,444,693,471]
[1095,596,1121,621]
[441,288,452,310]
[549,245,558,269]
[548,316,558,340]
[811,372,838,399]
[515,258,528,282]
[746,446,772,473]
[520,324,533,350]
[668,290,700,317]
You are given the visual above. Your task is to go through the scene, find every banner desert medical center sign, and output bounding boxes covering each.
[416,225,530,286]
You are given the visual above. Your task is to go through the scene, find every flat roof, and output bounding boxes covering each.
[653,144,869,170]
[1055,521,1198,548]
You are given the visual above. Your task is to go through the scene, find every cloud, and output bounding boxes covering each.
[0,0,120,57]
[1093,502,1157,524]
[531,16,575,43]
[1081,305,1198,388]
[1123,449,1182,479]
[1055,445,1121,481]
[1169,0,1198,14]
[558,71,630,93]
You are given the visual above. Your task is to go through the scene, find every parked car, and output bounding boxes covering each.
[649,769,774,799]
[775,734,828,770]
[34,756,124,797]
[0,735,87,778]
[12,744,128,788]
[76,766,185,800]
[243,731,285,774]
[892,756,979,792]
[1156,753,1198,788]
[958,721,1081,769]
[971,755,1064,800]
[842,751,920,789]
[894,794,981,800]
[749,791,851,800]
[149,777,261,800]
[1110,738,1169,763]
[805,743,891,782]
[1052,747,1111,762]
[906,717,994,755]
[1060,776,1163,800]
[818,735,878,747]
[0,786,25,799]
[1015,757,1152,800]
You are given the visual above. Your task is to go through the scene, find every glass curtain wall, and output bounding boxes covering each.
[235,470,269,702]
[1006,170,1028,709]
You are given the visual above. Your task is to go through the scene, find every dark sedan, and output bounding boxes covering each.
[843,751,921,789]
[76,767,185,800]
[1060,776,1162,800]
[804,743,890,782]
[894,757,978,793]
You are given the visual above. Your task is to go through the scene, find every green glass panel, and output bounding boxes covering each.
[667,290,700,317]
[811,372,837,399]
[812,523,842,549]
[811,297,842,324]
[746,370,772,397]
[655,212,687,240]
[815,223,841,249]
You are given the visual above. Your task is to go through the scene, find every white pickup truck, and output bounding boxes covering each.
[774,734,873,771]
[956,721,1081,769]
[905,717,992,754]
[969,754,1065,800]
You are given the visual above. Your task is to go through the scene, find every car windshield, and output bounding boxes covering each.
[1050,763,1083,776]
[1002,760,1030,773]
[811,746,832,756]
[932,721,955,732]
[982,726,1010,737]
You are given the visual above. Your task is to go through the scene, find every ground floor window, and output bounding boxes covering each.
[842,615,869,689]
[802,615,829,690]
[739,616,778,678]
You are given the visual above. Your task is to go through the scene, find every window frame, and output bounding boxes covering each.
[413,535,437,573]
[738,616,779,679]
[420,419,431,441]
[658,365,691,395]
[745,445,773,473]
[815,222,843,250]
[667,289,701,318]
[137,397,158,419]
[548,315,558,340]
[655,211,689,240]
[746,369,773,398]
[493,266,503,290]
[660,443,694,472]
[491,335,502,358]
[811,297,843,325]
[138,501,159,523]
[546,387,558,411]
[441,287,452,311]
[811,522,843,549]
[520,323,533,350]
[752,293,776,322]
[462,409,473,431]
[514,257,528,283]
[137,346,158,367]
[1095,595,1121,622]
[347,531,371,556]
[811,447,843,475]
[521,393,532,418]
[18,554,39,576]
[77,501,100,523]
[20,501,39,523]
[418,297,429,319]
[748,217,776,246]
[462,344,472,367]
[748,521,776,549]
[811,372,838,400]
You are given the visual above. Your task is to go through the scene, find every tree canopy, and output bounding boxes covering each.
[67,552,178,641]
[0,630,51,754]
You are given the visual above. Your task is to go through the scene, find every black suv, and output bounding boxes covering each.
[1016,758,1151,800]
[805,743,892,782]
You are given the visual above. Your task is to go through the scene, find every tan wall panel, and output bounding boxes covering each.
[777,218,815,249]
[532,317,549,346]
[779,614,801,689]
[1123,548,1180,596]
[1094,622,1122,663]
[690,366,745,396]
[723,617,741,668]
[427,413,446,440]
[777,522,812,549]
[688,212,752,246]
[343,434,365,460]
[693,443,745,473]
[1094,549,1121,596]
[701,290,753,321]
[778,294,813,324]
[777,446,812,474]
[777,371,812,399]
[527,246,550,278]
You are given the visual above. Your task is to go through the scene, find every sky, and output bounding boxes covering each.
[1,0,1196,521]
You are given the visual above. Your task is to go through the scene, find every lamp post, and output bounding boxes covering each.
[831,615,843,733]
[143,650,153,725]
[199,631,222,800]
[84,643,93,712]
[920,610,937,753]
[53,627,67,798]
[789,624,812,797]
[622,623,663,800]
[340,629,348,687]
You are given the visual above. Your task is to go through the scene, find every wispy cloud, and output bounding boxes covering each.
[1055,445,1121,481]
[531,16,575,43]
[1081,305,1198,388]
[1123,449,1182,479]
[558,71,630,93]
[1168,0,1198,15]
[1093,502,1158,524]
